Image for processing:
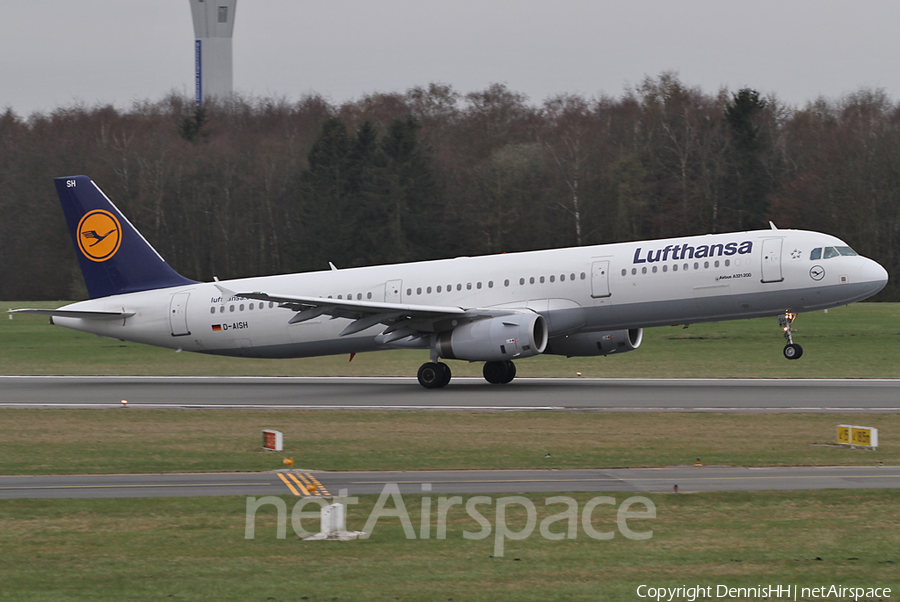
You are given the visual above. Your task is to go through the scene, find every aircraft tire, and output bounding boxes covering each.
[435,362,452,388]
[418,362,444,389]
[499,360,516,384]
[783,343,803,360]
[483,360,510,384]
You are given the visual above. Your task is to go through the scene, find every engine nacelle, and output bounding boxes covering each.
[436,313,548,362]
[545,328,643,357]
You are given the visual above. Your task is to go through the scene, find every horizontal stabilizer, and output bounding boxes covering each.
[8,308,135,320]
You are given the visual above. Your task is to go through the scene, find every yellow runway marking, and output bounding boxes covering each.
[277,473,301,496]
[307,474,330,496]
[286,472,311,496]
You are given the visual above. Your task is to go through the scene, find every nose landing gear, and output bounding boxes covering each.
[779,311,803,360]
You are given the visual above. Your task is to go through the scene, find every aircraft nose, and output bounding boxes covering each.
[862,259,889,292]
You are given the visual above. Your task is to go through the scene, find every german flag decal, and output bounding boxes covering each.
[211,324,222,331]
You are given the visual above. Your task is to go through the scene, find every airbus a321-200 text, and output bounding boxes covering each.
[11,176,889,388]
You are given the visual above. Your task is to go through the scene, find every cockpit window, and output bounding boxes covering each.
[836,246,858,257]
[823,247,840,259]
[810,248,822,260]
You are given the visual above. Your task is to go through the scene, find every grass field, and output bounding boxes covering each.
[3,301,899,378]
[0,410,896,475]
[2,302,898,600]
[0,490,897,601]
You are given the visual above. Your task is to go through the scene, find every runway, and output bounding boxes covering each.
[1,376,898,412]
[2,466,898,499]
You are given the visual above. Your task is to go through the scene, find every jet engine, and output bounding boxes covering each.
[545,328,643,357]
[435,313,548,362]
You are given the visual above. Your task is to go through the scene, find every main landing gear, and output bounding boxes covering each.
[417,361,452,389]
[778,311,803,360]
[483,360,516,385]
[416,359,519,388]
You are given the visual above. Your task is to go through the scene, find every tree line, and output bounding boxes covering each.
[1,73,898,300]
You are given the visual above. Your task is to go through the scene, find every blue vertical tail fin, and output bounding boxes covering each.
[55,176,196,299]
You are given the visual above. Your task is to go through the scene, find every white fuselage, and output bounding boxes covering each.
[52,229,888,359]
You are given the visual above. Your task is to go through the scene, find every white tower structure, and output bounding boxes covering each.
[189,0,236,106]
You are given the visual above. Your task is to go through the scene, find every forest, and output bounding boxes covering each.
[1,73,898,300]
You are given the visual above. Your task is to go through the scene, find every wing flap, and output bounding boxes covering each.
[229,289,526,338]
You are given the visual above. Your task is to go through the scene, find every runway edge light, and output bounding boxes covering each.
[263,429,283,451]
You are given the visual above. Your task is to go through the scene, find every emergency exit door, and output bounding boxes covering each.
[591,261,611,298]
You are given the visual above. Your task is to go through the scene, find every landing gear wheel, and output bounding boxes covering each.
[418,362,451,389]
[777,311,803,360]
[483,360,516,384]
[435,362,452,388]
[783,343,803,360]
[499,360,516,384]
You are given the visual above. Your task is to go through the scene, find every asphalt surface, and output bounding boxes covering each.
[2,466,898,499]
[1,376,899,412]
[3,377,897,500]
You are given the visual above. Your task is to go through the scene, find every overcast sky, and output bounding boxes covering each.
[2,0,899,117]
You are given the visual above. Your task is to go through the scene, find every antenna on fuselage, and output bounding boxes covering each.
[768,221,778,230]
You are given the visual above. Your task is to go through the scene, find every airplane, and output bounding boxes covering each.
[10,176,889,388]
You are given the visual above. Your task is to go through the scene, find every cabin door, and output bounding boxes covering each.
[591,261,611,298]
[385,280,403,303]
[761,238,784,283]
[169,292,191,336]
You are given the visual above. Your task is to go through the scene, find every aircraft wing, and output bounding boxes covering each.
[8,309,135,320]
[227,288,522,339]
